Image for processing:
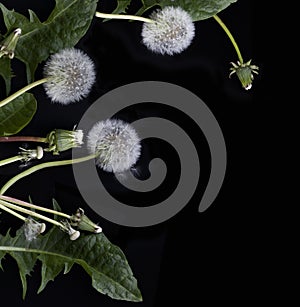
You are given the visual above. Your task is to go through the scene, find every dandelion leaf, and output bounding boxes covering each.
[0,219,142,301]
[0,0,98,92]
[135,0,238,21]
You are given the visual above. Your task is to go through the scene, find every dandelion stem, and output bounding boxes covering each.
[95,11,154,23]
[0,195,71,219]
[0,136,47,143]
[0,77,50,108]
[0,154,96,195]
[0,155,23,167]
[0,200,27,221]
[213,14,244,64]
[0,198,64,228]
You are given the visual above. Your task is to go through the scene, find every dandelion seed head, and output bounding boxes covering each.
[43,48,96,105]
[141,6,195,55]
[87,119,141,173]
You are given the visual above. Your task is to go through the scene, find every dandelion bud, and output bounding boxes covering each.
[87,119,141,173]
[141,6,195,55]
[70,208,102,233]
[229,60,259,90]
[43,48,96,104]
[45,128,84,155]
[0,28,21,59]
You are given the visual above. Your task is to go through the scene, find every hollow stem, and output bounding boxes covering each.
[0,77,50,108]
[213,14,244,64]
[0,200,27,221]
[0,155,23,167]
[0,195,71,219]
[0,154,96,195]
[0,198,64,228]
[95,11,154,23]
[0,136,47,143]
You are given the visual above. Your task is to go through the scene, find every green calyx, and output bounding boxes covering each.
[45,128,84,155]
[0,28,21,59]
[229,59,259,90]
[70,208,102,234]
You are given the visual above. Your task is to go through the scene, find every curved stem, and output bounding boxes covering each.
[0,136,47,143]
[0,154,96,195]
[0,77,49,108]
[0,195,71,219]
[213,15,243,64]
[0,199,64,228]
[0,201,26,221]
[95,11,154,23]
[0,155,23,167]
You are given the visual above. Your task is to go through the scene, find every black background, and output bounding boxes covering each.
[0,1,280,306]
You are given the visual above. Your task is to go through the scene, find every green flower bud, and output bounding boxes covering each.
[0,28,21,59]
[229,60,259,90]
[70,208,102,234]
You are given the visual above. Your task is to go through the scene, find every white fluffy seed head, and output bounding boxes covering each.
[43,48,96,105]
[87,119,141,173]
[141,6,195,55]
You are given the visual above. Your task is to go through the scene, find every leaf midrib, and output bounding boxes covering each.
[0,246,140,300]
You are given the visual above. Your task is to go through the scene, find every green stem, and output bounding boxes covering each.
[0,198,64,228]
[0,201,27,221]
[213,14,244,64]
[0,195,71,219]
[0,154,96,195]
[95,11,154,23]
[0,136,47,143]
[0,155,23,167]
[0,77,49,108]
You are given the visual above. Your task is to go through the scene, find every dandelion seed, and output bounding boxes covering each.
[141,6,195,55]
[24,217,46,241]
[87,119,141,173]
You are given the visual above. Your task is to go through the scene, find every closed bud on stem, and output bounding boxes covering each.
[229,60,259,90]
[0,28,21,59]
[45,128,84,155]
[70,208,102,233]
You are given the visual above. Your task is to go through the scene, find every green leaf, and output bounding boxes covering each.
[0,0,98,91]
[111,0,132,14]
[132,0,155,17]
[0,57,13,95]
[135,0,238,21]
[0,93,37,136]
[0,221,142,301]
[160,0,238,21]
